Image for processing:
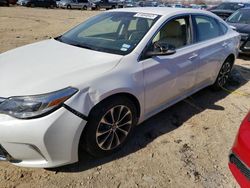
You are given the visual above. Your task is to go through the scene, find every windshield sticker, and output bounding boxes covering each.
[134,13,158,19]
[120,47,128,51]
[122,44,131,49]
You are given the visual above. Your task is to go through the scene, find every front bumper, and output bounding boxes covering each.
[0,106,86,168]
[239,33,250,54]
[58,4,67,8]
[18,1,28,6]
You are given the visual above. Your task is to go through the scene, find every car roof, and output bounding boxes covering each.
[110,7,211,16]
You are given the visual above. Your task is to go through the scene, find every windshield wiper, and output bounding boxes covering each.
[55,37,101,51]
[70,43,94,50]
[54,36,63,42]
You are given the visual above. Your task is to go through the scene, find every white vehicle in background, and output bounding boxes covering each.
[57,0,90,9]
[0,8,240,168]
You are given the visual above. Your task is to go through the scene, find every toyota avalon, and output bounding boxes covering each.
[0,8,240,168]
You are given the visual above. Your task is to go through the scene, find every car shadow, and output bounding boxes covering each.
[238,54,250,61]
[48,64,249,173]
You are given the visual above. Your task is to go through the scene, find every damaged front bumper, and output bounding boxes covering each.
[0,106,87,168]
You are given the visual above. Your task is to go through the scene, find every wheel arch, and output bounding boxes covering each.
[92,92,141,119]
[66,87,143,122]
[226,53,236,65]
[77,91,141,157]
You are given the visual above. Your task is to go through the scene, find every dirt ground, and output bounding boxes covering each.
[0,6,250,188]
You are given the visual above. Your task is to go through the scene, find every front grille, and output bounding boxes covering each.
[230,153,250,180]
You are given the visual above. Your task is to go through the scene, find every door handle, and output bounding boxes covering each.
[222,42,228,47]
[188,53,198,60]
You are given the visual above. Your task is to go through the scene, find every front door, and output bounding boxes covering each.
[142,15,200,117]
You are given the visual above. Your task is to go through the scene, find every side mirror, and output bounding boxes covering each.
[145,42,176,58]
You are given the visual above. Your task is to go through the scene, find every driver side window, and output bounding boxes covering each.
[152,16,191,49]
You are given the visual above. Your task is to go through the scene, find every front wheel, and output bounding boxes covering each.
[212,57,234,90]
[82,96,138,157]
[66,4,71,9]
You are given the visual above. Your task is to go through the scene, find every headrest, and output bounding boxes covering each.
[136,19,150,31]
[164,21,182,37]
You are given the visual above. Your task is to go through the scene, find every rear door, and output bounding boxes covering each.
[191,15,230,88]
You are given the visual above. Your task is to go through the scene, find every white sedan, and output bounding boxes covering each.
[0,8,240,168]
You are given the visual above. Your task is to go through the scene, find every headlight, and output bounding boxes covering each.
[240,33,249,41]
[0,87,78,119]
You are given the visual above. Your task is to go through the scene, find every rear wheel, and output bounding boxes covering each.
[67,4,71,9]
[81,96,138,157]
[82,5,87,10]
[212,57,234,90]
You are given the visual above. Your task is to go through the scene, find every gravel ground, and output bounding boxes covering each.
[0,6,250,188]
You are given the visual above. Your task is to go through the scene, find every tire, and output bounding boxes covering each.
[82,96,138,157]
[96,5,100,10]
[82,5,87,10]
[111,5,115,9]
[66,4,71,9]
[211,56,234,90]
[30,3,35,7]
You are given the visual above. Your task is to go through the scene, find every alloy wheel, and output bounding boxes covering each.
[96,105,132,151]
[217,62,232,87]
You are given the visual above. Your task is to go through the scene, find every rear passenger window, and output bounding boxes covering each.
[219,22,228,34]
[193,15,221,42]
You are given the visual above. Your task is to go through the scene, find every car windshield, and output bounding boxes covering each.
[216,3,244,11]
[57,12,160,55]
[227,9,250,24]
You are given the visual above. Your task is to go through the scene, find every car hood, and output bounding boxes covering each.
[227,22,250,34]
[0,39,122,98]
